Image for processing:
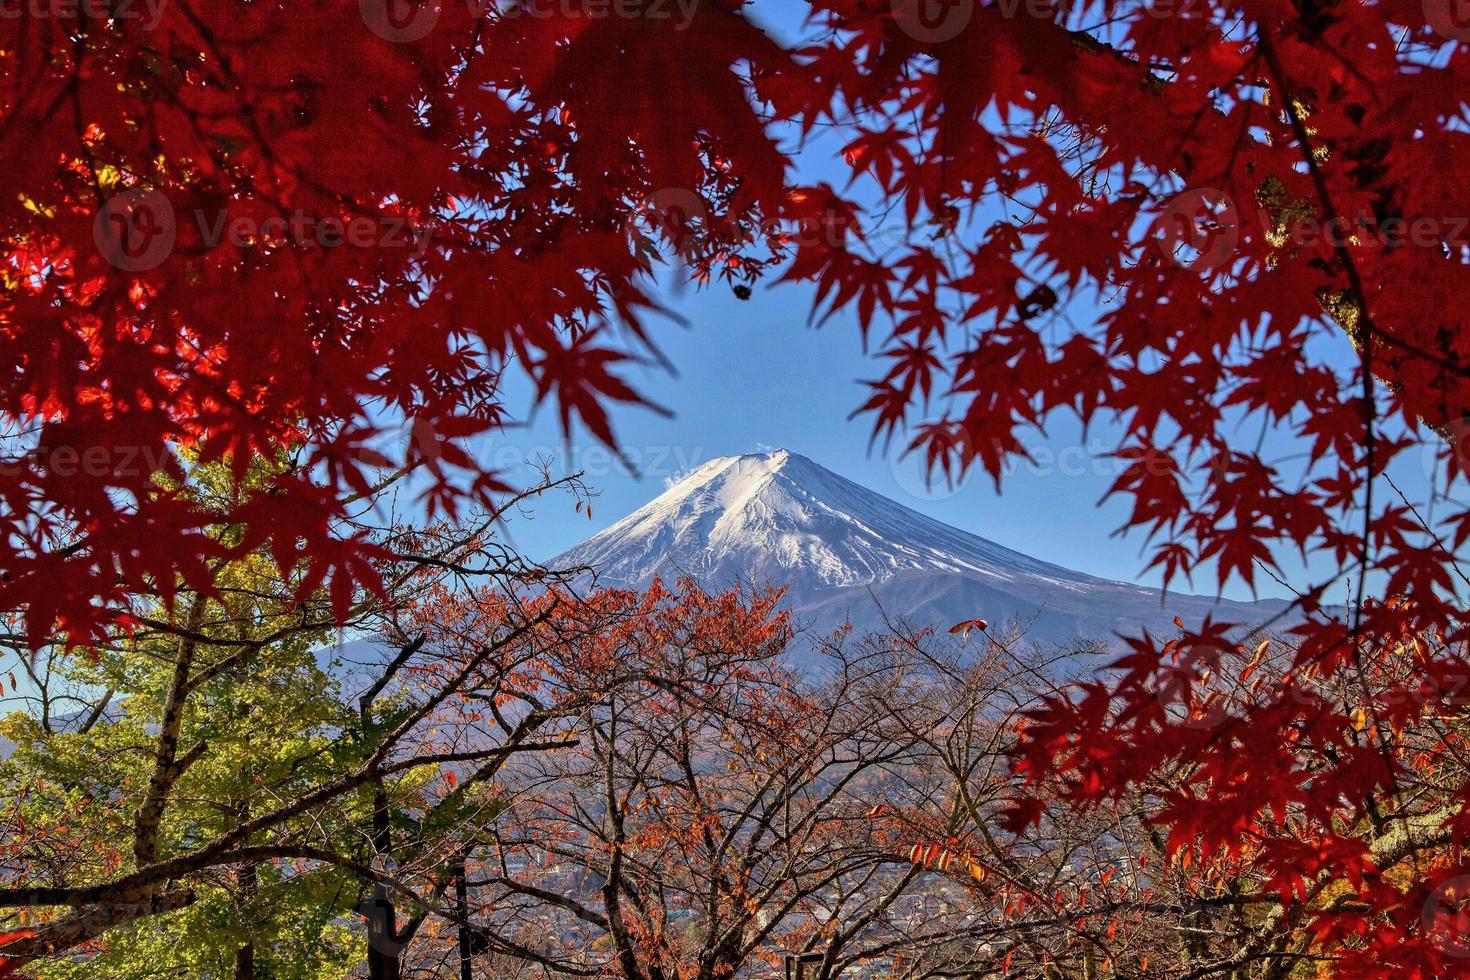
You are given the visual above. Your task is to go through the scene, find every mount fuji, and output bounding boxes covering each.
[550,450,1291,646]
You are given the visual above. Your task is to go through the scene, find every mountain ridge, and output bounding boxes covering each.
[552,450,1291,645]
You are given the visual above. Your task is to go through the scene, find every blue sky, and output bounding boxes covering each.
[487,273,1204,585]
[482,264,1363,605]
[470,0,1453,605]
[465,1,1463,607]
[473,5,1190,593]
[484,262,1443,607]
[461,1,1291,603]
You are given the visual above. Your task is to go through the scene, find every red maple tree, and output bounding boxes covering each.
[4,0,1470,972]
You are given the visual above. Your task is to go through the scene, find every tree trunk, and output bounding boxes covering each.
[365,782,401,980]
[455,859,473,980]
[364,893,401,980]
[233,857,258,980]
[232,941,255,980]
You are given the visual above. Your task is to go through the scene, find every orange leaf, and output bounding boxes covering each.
[0,929,37,980]
[948,618,988,639]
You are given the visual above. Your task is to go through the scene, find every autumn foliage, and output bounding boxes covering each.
[5,0,1470,974]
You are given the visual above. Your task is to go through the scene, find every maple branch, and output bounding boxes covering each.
[1258,25,1402,837]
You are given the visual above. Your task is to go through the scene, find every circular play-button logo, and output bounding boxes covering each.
[93,187,176,272]
[1425,0,1470,42]
[361,0,441,43]
[891,0,975,44]
[1154,188,1239,273]
[1424,875,1470,957]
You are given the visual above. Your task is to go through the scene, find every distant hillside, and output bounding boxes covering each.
[551,449,1294,646]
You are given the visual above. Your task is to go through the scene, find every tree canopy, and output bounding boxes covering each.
[4,0,1470,974]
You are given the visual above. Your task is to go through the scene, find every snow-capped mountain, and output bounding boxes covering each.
[551,450,1292,646]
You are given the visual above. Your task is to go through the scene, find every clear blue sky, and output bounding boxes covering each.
[487,270,1235,589]
[468,0,1445,605]
[459,0,1297,603]
[483,265,1442,606]
[484,261,1410,604]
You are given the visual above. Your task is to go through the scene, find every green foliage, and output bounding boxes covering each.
[30,885,360,980]
[0,596,370,976]
[0,459,377,974]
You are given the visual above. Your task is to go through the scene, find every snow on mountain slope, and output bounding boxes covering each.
[551,450,1291,645]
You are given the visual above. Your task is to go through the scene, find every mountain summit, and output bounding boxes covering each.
[552,450,1287,645]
